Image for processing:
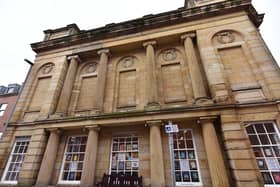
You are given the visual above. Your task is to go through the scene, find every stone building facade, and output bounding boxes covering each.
[0,0,280,186]
[0,84,21,138]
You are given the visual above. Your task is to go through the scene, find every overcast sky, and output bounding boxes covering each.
[0,0,279,86]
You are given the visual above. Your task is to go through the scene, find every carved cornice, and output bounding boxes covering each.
[31,0,262,53]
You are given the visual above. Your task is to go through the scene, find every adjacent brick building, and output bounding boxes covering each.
[0,84,21,138]
[0,0,280,186]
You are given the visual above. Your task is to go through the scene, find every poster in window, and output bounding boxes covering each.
[182,171,190,182]
[175,161,180,170]
[174,151,179,159]
[126,153,132,160]
[119,161,124,170]
[132,143,138,150]
[257,159,267,170]
[180,160,189,171]
[267,158,280,170]
[189,160,197,170]
[126,161,131,170]
[132,152,138,160]
[73,155,78,161]
[191,171,199,182]
[126,144,131,151]
[119,144,125,151]
[272,172,280,184]
[175,172,181,182]
[111,160,117,169]
[179,151,186,159]
[113,144,118,151]
[262,172,273,184]
[188,151,195,159]
[118,153,126,161]
[69,172,75,180]
[264,147,273,157]
[112,153,117,160]
[66,155,72,161]
[132,161,139,169]
[274,146,280,157]
[70,162,78,171]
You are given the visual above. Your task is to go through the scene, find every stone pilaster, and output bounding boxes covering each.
[80,125,100,187]
[221,114,263,186]
[56,55,80,115]
[148,120,165,187]
[35,128,61,186]
[181,33,211,105]
[143,41,160,109]
[200,117,230,187]
[93,49,110,112]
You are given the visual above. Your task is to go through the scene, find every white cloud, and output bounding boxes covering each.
[0,0,278,86]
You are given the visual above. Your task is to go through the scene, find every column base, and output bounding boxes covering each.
[145,102,161,111]
[194,97,214,106]
[49,112,66,119]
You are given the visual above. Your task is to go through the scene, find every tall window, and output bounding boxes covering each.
[1,137,30,184]
[0,103,8,116]
[245,122,280,186]
[59,136,87,184]
[173,129,202,185]
[110,136,139,176]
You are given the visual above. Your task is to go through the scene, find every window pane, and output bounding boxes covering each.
[255,124,265,133]
[248,135,260,145]
[265,123,276,133]
[246,126,255,134]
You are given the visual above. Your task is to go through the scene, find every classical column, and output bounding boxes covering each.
[56,55,80,114]
[93,49,110,112]
[200,117,230,187]
[181,33,209,104]
[148,120,165,187]
[143,41,160,107]
[36,128,61,186]
[80,125,100,187]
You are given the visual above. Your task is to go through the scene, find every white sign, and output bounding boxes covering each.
[165,121,179,133]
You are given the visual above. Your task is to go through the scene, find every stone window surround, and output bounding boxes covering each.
[109,135,139,176]
[173,128,203,186]
[58,134,87,185]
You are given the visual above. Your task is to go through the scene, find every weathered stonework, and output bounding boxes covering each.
[0,0,279,187]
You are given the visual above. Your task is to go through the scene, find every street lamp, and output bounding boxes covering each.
[165,121,179,187]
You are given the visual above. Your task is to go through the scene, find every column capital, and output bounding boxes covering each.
[146,120,162,127]
[85,125,100,132]
[143,40,157,48]
[67,55,81,62]
[199,116,217,123]
[46,128,61,135]
[181,32,196,41]
[97,49,110,55]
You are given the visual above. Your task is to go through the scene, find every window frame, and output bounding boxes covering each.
[1,137,30,184]
[172,129,203,186]
[0,103,8,117]
[245,121,280,187]
[58,135,87,185]
[109,135,139,176]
